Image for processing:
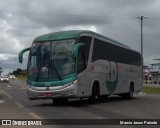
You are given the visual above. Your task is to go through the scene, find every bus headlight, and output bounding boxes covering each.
[27,85,31,89]
[73,80,78,84]
[63,83,72,88]
[63,80,78,88]
[27,85,35,90]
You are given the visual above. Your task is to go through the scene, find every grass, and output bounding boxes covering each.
[143,86,160,94]
[17,75,27,81]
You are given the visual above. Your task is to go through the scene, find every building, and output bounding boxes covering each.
[148,59,160,84]
[143,65,151,84]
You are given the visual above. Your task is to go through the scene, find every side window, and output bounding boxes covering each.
[77,46,87,73]
[79,36,92,63]
[92,38,141,66]
[92,39,102,61]
[92,39,110,61]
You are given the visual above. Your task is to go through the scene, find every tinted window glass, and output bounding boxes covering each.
[77,46,87,73]
[79,36,92,62]
[92,38,141,66]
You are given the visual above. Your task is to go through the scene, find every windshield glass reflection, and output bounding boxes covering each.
[28,40,75,79]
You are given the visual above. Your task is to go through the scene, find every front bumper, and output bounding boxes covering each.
[27,81,78,100]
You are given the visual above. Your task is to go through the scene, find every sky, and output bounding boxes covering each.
[0,0,160,74]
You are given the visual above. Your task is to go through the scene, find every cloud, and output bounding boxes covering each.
[64,25,97,32]
[0,54,16,61]
[0,19,24,56]
[0,55,27,75]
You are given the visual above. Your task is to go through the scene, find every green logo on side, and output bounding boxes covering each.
[105,62,119,93]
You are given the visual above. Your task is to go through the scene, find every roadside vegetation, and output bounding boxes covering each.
[143,86,160,94]
[10,68,27,81]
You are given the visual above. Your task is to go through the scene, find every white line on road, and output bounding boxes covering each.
[9,81,26,89]
[0,100,5,103]
[0,89,13,99]
[29,112,43,119]
[7,85,12,88]
[15,102,24,108]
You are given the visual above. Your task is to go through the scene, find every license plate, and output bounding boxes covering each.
[43,93,53,97]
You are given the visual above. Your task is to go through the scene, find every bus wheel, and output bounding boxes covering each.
[52,99,59,104]
[89,85,97,104]
[122,85,134,99]
[59,98,68,103]
[128,85,134,99]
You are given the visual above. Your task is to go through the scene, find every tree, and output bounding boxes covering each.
[0,67,3,75]
[12,68,27,76]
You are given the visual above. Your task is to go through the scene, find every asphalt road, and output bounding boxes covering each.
[0,79,160,128]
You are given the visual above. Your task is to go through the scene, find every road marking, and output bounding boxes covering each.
[29,112,43,119]
[15,102,24,108]
[7,85,11,88]
[9,81,26,89]
[0,89,13,99]
[0,100,5,103]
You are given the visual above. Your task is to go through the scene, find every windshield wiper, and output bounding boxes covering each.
[51,59,62,80]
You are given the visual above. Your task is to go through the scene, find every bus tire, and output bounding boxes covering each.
[122,84,134,99]
[52,99,59,104]
[127,85,134,99]
[59,98,68,103]
[89,84,99,104]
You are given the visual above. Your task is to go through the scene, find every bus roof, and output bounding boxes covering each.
[34,30,129,49]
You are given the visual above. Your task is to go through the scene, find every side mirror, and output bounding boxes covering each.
[19,47,31,63]
[73,43,85,58]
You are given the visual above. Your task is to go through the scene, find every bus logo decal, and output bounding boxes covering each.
[105,61,119,93]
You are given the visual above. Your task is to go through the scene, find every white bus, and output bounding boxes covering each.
[19,30,142,103]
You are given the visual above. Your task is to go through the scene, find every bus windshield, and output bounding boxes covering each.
[28,39,76,79]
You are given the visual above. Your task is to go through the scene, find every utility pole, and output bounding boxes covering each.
[137,15,148,80]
